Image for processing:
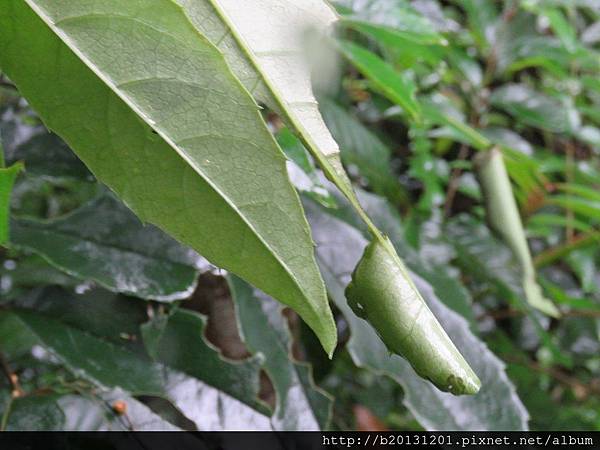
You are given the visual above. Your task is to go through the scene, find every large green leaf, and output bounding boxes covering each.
[177,0,359,205]
[228,275,333,431]
[11,195,204,301]
[305,202,529,430]
[0,0,335,354]
[179,0,407,249]
[177,0,473,378]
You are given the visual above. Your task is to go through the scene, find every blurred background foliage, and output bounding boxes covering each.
[1,0,599,431]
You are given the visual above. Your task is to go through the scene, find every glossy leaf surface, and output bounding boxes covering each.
[11,195,204,301]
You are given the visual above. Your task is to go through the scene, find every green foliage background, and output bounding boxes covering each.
[1,0,599,431]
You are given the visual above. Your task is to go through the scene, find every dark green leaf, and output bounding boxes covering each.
[5,289,273,430]
[11,195,204,301]
[0,162,22,245]
[228,275,333,431]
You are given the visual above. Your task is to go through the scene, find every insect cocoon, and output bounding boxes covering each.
[345,237,481,395]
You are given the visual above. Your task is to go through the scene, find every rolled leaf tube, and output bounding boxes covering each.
[476,147,559,317]
[345,238,481,395]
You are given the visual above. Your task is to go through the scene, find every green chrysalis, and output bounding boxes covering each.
[345,237,481,395]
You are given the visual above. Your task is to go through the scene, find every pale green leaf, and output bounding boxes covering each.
[177,1,466,377]
[177,0,360,205]
[476,148,560,317]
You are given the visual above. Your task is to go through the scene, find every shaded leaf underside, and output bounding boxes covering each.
[0,0,335,353]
